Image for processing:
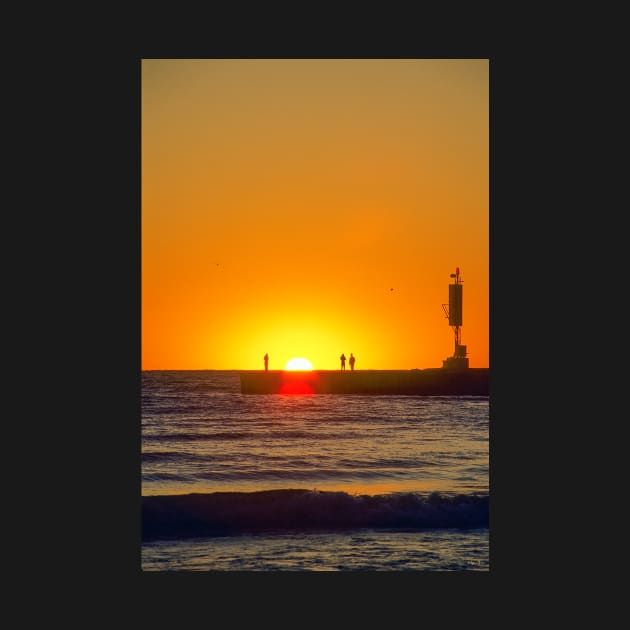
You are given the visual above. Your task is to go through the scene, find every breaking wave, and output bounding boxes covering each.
[142,489,488,540]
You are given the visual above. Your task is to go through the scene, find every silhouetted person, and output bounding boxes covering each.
[340,353,346,371]
[264,353,269,371]
[349,353,355,371]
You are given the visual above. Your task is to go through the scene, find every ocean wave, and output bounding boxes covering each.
[142,430,359,442]
[142,451,218,463]
[143,431,253,442]
[142,489,488,540]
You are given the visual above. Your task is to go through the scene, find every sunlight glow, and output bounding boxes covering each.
[285,357,314,371]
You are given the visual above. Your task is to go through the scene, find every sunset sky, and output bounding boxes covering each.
[142,59,488,370]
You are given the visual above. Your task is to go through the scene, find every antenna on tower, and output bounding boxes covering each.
[441,267,469,370]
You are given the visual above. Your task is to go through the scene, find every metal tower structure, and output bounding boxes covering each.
[441,267,469,369]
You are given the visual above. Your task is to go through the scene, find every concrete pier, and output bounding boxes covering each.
[240,368,489,395]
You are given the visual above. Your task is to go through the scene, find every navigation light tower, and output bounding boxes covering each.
[441,267,469,370]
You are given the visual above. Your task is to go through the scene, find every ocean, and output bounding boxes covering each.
[141,370,489,571]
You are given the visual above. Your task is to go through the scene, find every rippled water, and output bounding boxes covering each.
[141,370,489,571]
[142,370,488,497]
[142,529,489,571]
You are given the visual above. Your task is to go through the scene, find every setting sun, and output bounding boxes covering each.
[285,358,314,371]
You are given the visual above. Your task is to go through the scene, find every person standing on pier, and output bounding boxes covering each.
[349,353,355,371]
[340,353,346,371]
[264,353,269,371]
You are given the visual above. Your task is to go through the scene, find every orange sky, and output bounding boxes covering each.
[142,59,488,370]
